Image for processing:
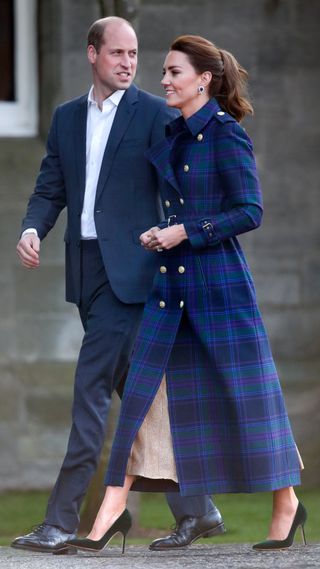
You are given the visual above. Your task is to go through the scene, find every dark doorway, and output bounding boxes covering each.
[0,0,15,101]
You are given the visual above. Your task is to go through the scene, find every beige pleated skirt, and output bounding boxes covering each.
[127,375,178,482]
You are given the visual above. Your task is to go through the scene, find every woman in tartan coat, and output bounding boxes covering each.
[67,36,306,552]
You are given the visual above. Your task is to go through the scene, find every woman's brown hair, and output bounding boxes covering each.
[170,35,253,122]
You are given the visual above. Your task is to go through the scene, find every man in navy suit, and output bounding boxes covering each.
[12,17,223,553]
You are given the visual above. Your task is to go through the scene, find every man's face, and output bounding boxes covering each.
[88,23,138,96]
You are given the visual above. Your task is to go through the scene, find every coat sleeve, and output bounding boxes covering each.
[21,107,67,240]
[184,121,263,250]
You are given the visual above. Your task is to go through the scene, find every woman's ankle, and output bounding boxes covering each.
[87,507,126,541]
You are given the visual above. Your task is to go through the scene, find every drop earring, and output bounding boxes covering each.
[198,85,205,94]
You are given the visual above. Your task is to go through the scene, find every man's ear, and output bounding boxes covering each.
[87,44,97,64]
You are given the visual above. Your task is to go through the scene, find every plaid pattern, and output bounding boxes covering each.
[105,99,301,495]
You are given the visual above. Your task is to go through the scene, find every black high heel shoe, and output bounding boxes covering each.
[65,509,132,554]
[253,501,307,550]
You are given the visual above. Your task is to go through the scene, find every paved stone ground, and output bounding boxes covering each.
[1,544,319,569]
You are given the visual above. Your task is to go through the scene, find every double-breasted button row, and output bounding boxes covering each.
[159,266,185,274]
[159,300,184,309]
[164,198,184,208]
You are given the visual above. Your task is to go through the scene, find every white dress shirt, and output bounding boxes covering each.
[22,86,125,240]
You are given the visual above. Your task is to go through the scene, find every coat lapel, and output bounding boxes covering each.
[95,85,139,202]
[145,136,182,196]
[73,95,88,208]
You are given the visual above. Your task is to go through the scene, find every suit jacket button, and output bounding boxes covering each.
[165,200,171,208]
[217,111,225,116]
[179,198,184,205]
[197,133,203,141]
[159,300,166,308]
[183,164,189,172]
[160,266,167,273]
[178,266,185,274]
[179,300,184,308]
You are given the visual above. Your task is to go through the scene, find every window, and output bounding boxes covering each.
[0,0,38,136]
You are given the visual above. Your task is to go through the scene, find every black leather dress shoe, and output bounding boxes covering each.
[149,507,225,550]
[11,523,77,553]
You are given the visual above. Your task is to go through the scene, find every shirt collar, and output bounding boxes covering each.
[88,86,126,111]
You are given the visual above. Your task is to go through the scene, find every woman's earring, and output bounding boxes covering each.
[198,85,205,94]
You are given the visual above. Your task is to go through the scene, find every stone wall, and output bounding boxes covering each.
[0,0,319,490]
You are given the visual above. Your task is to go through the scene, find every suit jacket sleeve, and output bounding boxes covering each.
[150,104,179,146]
[21,107,67,240]
[184,121,263,250]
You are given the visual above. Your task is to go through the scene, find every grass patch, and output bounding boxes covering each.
[0,488,319,546]
[0,491,50,546]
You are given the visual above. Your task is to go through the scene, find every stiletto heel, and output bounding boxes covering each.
[253,502,307,550]
[122,533,126,554]
[65,509,132,553]
[300,524,307,546]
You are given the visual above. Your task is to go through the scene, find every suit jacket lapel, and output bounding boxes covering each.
[95,85,139,202]
[74,95,88,208]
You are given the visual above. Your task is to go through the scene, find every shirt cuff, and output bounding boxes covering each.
[21,228,38,238]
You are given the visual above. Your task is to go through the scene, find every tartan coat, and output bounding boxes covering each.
[105,98,301,495]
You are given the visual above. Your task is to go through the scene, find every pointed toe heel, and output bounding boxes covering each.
[66,509,132,554]
[253,502,307,551]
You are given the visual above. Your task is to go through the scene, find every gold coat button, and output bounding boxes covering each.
[180,198,184,205]
[159,300,166,308]
[160,266,167,273]
[179,300,184,308]
[197,133,203,141]
[165,200,171,208]
[178,266,185,274]
[183,164,189,172]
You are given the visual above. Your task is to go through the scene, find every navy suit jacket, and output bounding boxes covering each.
[22,85,178,304]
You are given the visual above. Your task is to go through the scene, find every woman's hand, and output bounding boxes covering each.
[140,224,187,251]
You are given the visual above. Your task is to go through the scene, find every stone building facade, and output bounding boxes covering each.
[0,0,319,490]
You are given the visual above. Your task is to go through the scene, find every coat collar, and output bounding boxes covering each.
[166,97,226,137]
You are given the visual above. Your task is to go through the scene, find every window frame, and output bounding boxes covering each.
[0,0,38,137]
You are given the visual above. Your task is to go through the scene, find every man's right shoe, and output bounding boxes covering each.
[11,523,77,553]
[149,507,226,550]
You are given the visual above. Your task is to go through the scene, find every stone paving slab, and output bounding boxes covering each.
[1,544,319,569]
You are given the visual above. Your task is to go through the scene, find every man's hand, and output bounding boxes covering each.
[140,224,187,251]
[16,234,41,268]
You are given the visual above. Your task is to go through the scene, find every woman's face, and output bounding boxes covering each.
[161,50,209,118]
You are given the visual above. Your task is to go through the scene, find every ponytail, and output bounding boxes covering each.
[214,49,253,122]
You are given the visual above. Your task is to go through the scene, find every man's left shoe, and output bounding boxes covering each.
[11,523,77,553]
[149,507,225,550]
